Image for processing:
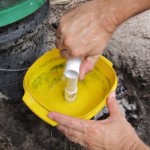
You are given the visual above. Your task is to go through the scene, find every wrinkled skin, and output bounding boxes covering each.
[48,93,148,150]
[52,0,150,149]
[55,0,150,80]
[56,0,118,80]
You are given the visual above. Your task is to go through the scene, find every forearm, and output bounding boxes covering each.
[112,0,150,25]
[91,0,150,33]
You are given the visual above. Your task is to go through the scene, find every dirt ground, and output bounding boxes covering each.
[0,70,150,150]
[0,1,150,150]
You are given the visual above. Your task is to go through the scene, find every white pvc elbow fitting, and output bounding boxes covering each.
[64,58,81,102]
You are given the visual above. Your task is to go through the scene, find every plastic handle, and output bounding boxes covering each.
[22,91,58,126]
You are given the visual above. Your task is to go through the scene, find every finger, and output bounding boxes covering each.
[57,124,87,147]
[57,125,82,142]
[48,112,86,132]
[79,55,100,80]
[107,92,122,118]
[59,49,72,59]
[59,49,78,59]
[70,136,87,148]
[55,38,65,50]
[55,28,61,38]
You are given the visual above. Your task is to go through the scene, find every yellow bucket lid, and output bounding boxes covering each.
[23,48,117,126]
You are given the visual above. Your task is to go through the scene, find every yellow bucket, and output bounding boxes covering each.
[23,48,117,126]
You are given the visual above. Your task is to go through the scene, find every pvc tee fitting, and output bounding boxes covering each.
[64,58,81,102]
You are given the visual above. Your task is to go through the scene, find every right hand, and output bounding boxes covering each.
[56,0,119,80]
[48,92,148,150]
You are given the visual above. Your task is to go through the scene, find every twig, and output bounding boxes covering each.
[42,130,53,143]
[7,137,14,150]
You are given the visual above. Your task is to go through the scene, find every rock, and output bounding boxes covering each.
[104,10,150,88]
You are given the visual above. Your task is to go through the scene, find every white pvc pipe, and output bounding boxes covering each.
[64,58,82,102]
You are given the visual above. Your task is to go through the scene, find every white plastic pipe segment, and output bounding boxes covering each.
[64,58,82,102]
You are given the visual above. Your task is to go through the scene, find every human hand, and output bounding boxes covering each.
[55,0,119,80]
[48,92,147,150]
[55,0,150,80]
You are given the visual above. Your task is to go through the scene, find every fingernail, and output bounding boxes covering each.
[48,113,54,119]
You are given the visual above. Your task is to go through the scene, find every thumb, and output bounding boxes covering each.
[107,92,122,118]
[79,55,99,80]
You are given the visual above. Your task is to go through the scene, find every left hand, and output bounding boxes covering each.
[48,92,140,150]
